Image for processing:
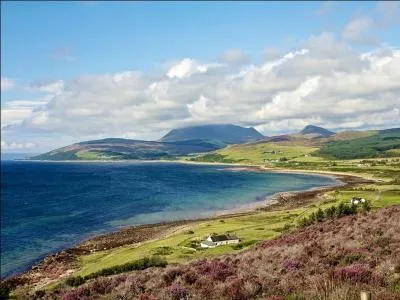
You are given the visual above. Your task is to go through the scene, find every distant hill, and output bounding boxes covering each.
[30,138,222,161]
[299,125,335,138]
[189,127,400,163]
[160,124,263,145]
[315,128,400,159]
[31,124,264,161]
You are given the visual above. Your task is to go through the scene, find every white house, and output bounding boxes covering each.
[200,234,240,248]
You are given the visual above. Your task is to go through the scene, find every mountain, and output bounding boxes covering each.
[30,138,222,161]
[299,125,335,138]
[160,124,263,145]
[30,124,264,161]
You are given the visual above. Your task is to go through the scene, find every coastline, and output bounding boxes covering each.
[1,163,373,288]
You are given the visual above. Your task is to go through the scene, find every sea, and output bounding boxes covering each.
[0,160,338,277]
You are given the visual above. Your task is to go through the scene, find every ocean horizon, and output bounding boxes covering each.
[0,160,338,278]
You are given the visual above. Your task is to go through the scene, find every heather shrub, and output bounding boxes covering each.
[163,267,183,284]
[335,263,372,283]
[168,283,188,300]
[196,259,235,281]
[89,277,112,295]
[183,270,198,285]
[282,259,300,271]
[222,277,248,300]
[139,293,158,300]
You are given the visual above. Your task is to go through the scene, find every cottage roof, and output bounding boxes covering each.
[210,234,238,242]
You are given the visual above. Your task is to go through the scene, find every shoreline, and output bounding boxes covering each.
[1,164,373,287]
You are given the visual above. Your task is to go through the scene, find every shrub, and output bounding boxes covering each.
[335,263,372,283]
[196,259,235,281]
[324,206,337,219]
[282,259,300,271]
[154,246,174,255]
[163,267,183,284]
[223,277,248,300]
[315,208,325,222]
[65,256,167,287]
[361,199,372,212]
[169,283,188,300]
[65,275,85,287]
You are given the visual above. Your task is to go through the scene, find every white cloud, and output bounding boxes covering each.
[1,77,15,92]
[3,33,400,150]
[1,140,36,150]
[1,98,51,129]
[166,58,222,79]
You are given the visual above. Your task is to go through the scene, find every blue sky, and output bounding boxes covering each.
[1,1,400,152]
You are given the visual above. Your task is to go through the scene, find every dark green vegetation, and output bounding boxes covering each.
[297,200,371,228]
[316,128,400,159]
[159,124,263,144]
[65,256,166,287]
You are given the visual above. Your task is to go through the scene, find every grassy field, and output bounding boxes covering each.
[75,174,399,277]
[189,143,320,164]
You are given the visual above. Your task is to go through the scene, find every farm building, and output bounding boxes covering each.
[200,234,240,248]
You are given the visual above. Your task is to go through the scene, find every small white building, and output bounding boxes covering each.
[200,234,240,248]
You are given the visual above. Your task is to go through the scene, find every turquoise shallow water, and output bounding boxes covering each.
[1,161,338,277]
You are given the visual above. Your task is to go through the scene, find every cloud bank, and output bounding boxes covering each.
[2,3,400,151]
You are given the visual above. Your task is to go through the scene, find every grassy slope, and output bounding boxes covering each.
[57,205,400,300]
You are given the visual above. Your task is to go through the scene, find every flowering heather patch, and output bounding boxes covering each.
[334,263,372,283]
[168,283,189,300]
[282,259,300,271]
[44,205,399,300]
[195,259,235,281]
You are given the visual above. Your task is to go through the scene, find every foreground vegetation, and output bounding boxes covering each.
[26,205,400,299]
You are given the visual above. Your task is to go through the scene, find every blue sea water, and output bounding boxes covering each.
[0,161,338,277]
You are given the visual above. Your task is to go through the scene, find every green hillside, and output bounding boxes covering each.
[316,128,400,159]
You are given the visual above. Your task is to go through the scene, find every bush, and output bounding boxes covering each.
[65,275,85,287]
[315,208,325,222]
[65,256,167,287]
[298,201,369,229]
[324,206,337,219]
[154,246,174,255]
[169,283,188,300]
[362,200,372,212]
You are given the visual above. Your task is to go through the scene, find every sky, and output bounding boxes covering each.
[1,1,400,153]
